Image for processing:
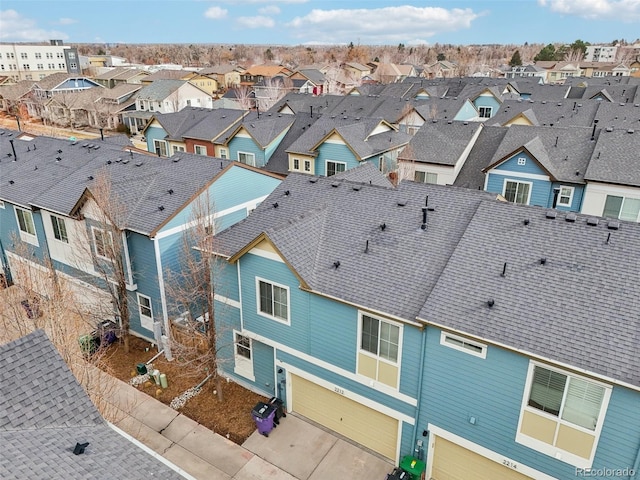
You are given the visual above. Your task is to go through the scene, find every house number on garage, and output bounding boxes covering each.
[334,386,344,395]
[502,459,518,470]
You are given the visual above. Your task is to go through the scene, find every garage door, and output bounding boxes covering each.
[431,436,532,480]
[291,374,398,460]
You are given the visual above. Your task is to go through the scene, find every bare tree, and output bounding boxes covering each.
[164,192,227,401]
[233,84,254,111]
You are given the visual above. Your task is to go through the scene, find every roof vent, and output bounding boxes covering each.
[540,257,547,265]
[172,157,180,162]
[273,202,279,208]
[9,180,14,185]
[545,210,557,219]
[93,145,100,150]
[73,442,90,456]
[284,190,290,196]
[606,126,613,132]
[352,185,361,191]
[158,206,164,211]
[523,219,530,226]
[88,175,94,181]
[106,160,112,165]
[333,260,340,269]
[56,157,61,162]
[586,217,599,226]
[500,262,507,277]
[57,149,63,154]
[628,129,635,134]
[135,162,143,167]
[115,158,122,163]
[565,212,577,222]
[607,220,620,230]
[487,299,495,308]
[309,177,318,183]
[397,200,407,207]
[168,189,174,195]
[380,222,387,231]
[122,159,129,164]
[331,182,340,188]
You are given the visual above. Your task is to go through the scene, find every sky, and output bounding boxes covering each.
[0,0,639,46]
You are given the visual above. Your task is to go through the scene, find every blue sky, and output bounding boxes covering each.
[1,0,639,46]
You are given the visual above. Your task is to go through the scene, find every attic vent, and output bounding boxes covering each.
[87,175,94,181]
[331,182,340,188]
[565,212,577,222]
[540,257,547,265]
[9,180,14,184]
[523,219,530,226]
[284,190,290,196]
[352,185,361,191]
[92,145,100,150]
[628,129,635,134]
[557,103,562,107]
[309,177,318,183]
[172,157,180,163]
[168,189,174,195]
[73,442,89,456]
[397,200,407,207]
[272,202,279,208]
[158,206,165,211]
[333,260,340,269]
[586,217,599,226]
[57,149,62,154]
[122,159,129,164]
[545,210,557,219]
[607,220,620,230]
[380,222,387,231]
[135,161,143,167]
[116,158,122,163]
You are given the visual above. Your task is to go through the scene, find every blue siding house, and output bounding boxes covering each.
[209,164,640,478]
[0,129,282,341]
[483,125,593,211]
[223,115,294,168]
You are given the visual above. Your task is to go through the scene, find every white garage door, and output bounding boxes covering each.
[291,374,398,460]
[431,436,533,480]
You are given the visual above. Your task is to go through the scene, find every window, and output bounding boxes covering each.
[172,145,185,154]
[415,171,438,184]
[137,293,154,330]
[57,52,64,58]
[517,363,611,467]
[503,179,531,205]
[153,139,167,157]
[478,106,492,118]
[58,63,65,69]
[219,148,228,159]
[37,64,43,70]
[234,332,254,380]
[194,145,207,156]
[440,332,486,358]
[517,157,526,166]
[304,160,311,172]
[238,151,256,166]
[23,64,30,70]
[326,160,346,176]
[257,278,289,324]
[92,227,113,260]
[21,53,27,59]
[293,158,300,170]
[556,186,574,207]
[16,207,38,245]
[46,53,52,59]
[70,63,77,69]
[603,195,640,222]
[67,52,76,59]
[50,215,68,243]
[357,313,402,388]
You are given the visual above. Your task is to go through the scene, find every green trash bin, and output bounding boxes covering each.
[399,455,426,480]
[79,333,98,357]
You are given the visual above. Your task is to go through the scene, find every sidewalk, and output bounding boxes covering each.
[98,369,393,480]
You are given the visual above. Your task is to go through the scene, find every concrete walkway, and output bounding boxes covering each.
[100,371,393,480]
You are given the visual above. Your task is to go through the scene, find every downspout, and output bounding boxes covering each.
[153,237,170,346]
[411,323,429,460]
[121,231,135,288]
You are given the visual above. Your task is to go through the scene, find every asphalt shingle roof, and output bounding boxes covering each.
[418,200,640,387]
[489,99,599,128]
[584,128,640,186]
[400,121,482,166]
[214,174,496,320]
[0,330,184,479]
[453,125,508,190]
[136,79,185,101]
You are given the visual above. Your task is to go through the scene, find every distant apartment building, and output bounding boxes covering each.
[0,40,80,83]
[584,45,618,62]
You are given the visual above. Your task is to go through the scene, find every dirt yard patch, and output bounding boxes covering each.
[101,335,267,444]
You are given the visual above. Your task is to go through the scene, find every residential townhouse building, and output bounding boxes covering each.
[207,169,640,479]
[0,40,80,83]
[0,130,282,340]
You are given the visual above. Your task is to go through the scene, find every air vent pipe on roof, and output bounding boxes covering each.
[421,207,428,230]
[591,119,598,141]
[9,139,16,161]
[500,262,507,277]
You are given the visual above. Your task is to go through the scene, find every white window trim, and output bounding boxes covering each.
[137,293,154,330]
[515,361,612,469]
[50,214,69,244]
[356,311,403,389]
[325,159,347,176]
[502,178,533,205]
[557,185,574,207]
[304,160,311,173]
[440,331,487,359]
[292,158,300,171]
[478,106,493,118]
[517,157,527,166]
[15,206,39,246]
[153,139,167,157]
[233,330,255,381]
[194,144,208,156]
[91,226,113,262]
[219,148,228,159]
[238,150,256,167]
[255,276,290,325]
[0,200,5,208]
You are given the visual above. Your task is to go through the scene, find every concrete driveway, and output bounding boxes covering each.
[242,414,394,480]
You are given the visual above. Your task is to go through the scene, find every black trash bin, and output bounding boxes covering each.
[386,467,410,480]
[268,397,286,425]
[251,402,276,437]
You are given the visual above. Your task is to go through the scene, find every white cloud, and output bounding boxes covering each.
[287,6,480,44]
[0,10,69,41]
[538,0,640,20]
[259,6,281,15]
[236,15,276,28]
[204,6,228,19]
[55,17,77,25]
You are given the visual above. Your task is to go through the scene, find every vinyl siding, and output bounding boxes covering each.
[548,182,584,211]
[486,152,552,207]
[128,232,161,336]
[145,125,167,154]
[454,100,479,121]
[473,95,501,118]
[229,136,265,168]
[316,142,359,176]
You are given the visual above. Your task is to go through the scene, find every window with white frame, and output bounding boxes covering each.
[517,362,611,467]
[415,171,438,184]
[326,160,346,177]
[238,151,256,167]
[194,145,207,156]
[153,139,167,157]
[233,332,254,380]
[15,207,38,245]
[219,148,228,159]
[50,215,68,243]
[304,160,311,172]
[256,278,289,324]
[478,106,492,118]
[517,157,527,166]
[556,186,574,207]
[357,313,402,388]
[92,227,113,260]
[603,195,640,222]
[292,158,300,171]
[503,179,532,205]
[172,145,185,154]
[440,332,486,358]
[137,293,154,330]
